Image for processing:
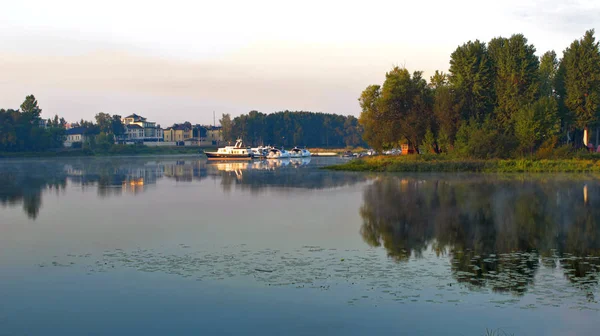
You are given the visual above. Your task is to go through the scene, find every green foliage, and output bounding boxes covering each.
[490,34,540,129]
[359,67,432,150]
[0,96,66,152]
[421,128,437,153]
[539,50,559,97]
[219,113,233,142]
[454,118,517,159]
[561,29,600,131]
[230,110,365,148]
[514,97,560,155]
[449,40,495,120]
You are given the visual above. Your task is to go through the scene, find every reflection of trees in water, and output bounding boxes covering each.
[0,158,357,219]
[360,176,600,296]
[0,164,67,219]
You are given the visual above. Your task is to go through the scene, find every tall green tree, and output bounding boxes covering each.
[539,50,559,97]
[489,34,540,129]
[358,85,385,151]
[449,40,495,121]
[560,29,600,145]
[219,113,233,142]
[95,112,113,134]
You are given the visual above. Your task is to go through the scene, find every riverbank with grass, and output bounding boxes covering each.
[0,145,210,159]
[326,155,600,173]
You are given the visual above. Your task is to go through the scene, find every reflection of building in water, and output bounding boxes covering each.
[162,160,208,182]
[64,163,163,195]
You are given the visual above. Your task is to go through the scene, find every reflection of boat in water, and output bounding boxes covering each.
[213,162,251,172]
[290,158,311,167]
[205,139,252,160]
[289,147,311,158]
[267,147,291,159]
[266,159,290,168]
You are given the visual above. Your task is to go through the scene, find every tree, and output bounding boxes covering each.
[95,112,113,134]
[560,29,600,146]
[378,67,432,148]
[428,70,448,89]
[514,98,560,155]
[358,85,385,151]
[111,115,125,136]
[489,34,540,129]
[20,95,42,119]
[539,50,559,97]
[219,113,233,142]
[449,40,495,121]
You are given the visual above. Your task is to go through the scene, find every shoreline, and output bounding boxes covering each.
[325,156,600,173]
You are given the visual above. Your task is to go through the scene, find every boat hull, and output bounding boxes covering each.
[205,152,252,160]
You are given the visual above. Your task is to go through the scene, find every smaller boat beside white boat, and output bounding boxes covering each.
[290,147,311,158]
[251,146,268,159]
[267,147,291,159]
[205,139,253,160]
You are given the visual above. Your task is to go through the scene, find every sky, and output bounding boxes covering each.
[1,0,599,126]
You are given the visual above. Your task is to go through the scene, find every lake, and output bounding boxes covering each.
[1,156,599,335]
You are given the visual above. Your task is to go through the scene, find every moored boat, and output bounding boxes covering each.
[267,147,291,159]
[205,139,253,160]
[290,146,311,158]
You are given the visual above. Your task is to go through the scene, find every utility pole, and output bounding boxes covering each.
[213,111,215,127]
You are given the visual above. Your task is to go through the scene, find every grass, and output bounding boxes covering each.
[326,154,600,173]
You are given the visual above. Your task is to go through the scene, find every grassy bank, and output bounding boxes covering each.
[0,145,210,158]
[326,155,600,173]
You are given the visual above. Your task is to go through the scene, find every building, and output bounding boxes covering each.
[122,114,163,141]
[206,126,223,145]
[164,124,193,143]
[124,124,145,141]
[63,127,87,147]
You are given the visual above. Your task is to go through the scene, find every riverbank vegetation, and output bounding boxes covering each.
[329,155,600,173]
[358,29,600,160]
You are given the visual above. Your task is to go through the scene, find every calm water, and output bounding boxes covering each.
[1,156,599,335]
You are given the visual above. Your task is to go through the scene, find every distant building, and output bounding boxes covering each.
[64,127,88,147]
[122,114,163,141]
[124,124,145,141]
[164,124,193,143]
[206,126,223,144]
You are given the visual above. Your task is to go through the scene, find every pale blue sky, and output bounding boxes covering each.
[1,0,598,126]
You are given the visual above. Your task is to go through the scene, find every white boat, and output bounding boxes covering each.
[205,139,252,160]
[267,147,291,159]
[251,146,268,159]
[290,146,311,158]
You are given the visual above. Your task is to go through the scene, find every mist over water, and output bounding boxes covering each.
[1,157,599,335]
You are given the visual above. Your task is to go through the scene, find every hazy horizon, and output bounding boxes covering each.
[1,0,598,126]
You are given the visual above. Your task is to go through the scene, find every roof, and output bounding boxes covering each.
[124,113,146,121]
[126,124,143,129]
[65,127,86,135]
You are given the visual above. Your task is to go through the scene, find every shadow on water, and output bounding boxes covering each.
[0,157,364,219]
[360,175,600,298]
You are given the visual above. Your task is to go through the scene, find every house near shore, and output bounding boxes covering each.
[121,114,163,142]
[63,127,88,147]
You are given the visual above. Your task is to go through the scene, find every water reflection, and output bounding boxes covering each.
[0,158,363,219]
[360,176,600,297]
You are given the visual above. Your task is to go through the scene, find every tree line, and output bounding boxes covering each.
[0,95,66,152]
[359,29,600,158]
[220,110,365,148]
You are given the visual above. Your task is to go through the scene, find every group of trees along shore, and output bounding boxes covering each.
[0,95,66,151]
[0,95,129,152]
[359,29,600,158]
[221,110,365,148]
